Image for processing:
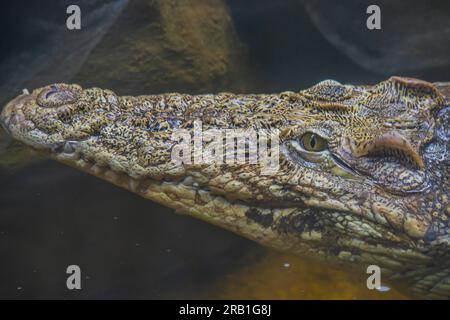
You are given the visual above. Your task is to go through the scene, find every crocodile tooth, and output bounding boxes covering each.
[128,178,140,192]
[105,170,119,183]
[91,165,103,175]
[63,142,76,154]
[56,151,80,161]
[51,142,64,153]
[182,176,194,186]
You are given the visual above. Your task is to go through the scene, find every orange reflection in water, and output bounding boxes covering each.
[214,251,410,300]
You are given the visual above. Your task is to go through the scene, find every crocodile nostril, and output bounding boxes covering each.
[37,84,80,108]
[44,85,58,99]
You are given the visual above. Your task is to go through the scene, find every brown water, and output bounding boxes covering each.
[214,253,408,299]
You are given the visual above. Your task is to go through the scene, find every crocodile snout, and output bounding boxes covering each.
[0,90,35,134]
[0,111,9,134]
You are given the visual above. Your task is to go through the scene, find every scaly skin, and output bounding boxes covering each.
[1,77,449,298]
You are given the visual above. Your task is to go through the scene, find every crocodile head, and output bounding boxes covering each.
[1,77,449,298]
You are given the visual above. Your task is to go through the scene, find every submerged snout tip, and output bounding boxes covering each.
[0,112,9,134]
[0,90,34,133]
[1,99,15,133]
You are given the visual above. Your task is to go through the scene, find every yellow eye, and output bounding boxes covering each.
[300,132,327,152]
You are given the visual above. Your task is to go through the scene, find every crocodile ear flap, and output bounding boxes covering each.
[351,131,424,170]
[376,77,445,110]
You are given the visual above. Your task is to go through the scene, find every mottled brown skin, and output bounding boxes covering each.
[1,77,449,298]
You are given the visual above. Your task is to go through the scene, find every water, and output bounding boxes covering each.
[0,0,449,299]
[0,158,408,299]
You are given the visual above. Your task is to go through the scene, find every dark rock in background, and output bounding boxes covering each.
[226,0,380,91]
[0,0,128,106]
[302,0,450,74]
[73,0,249,95]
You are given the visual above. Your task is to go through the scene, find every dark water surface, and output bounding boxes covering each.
[0,159,409,299]
[0,0,448,299]
[0,159,261,299]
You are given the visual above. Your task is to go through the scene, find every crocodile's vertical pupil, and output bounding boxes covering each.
[300,132,327,152]
[310,134,316,149]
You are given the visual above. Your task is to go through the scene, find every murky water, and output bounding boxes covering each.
[0,156,408,299]
[0,0,448,299]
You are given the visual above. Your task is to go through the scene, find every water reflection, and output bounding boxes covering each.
[214,252,409,300]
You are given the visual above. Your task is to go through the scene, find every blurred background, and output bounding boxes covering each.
[0,0,449,299]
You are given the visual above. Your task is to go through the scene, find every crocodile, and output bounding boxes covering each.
[1,77,449,298]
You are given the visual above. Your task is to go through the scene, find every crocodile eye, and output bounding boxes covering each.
[300,132,327,152]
